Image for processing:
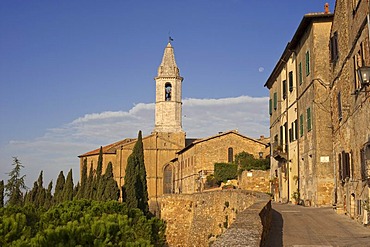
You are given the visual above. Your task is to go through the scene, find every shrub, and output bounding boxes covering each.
[214,163,237,184]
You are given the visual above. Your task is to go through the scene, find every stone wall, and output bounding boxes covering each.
[239,170,270,193]
[160,190,262,247]
[211,195,272,247]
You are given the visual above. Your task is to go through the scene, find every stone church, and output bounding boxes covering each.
[78,42,269,210]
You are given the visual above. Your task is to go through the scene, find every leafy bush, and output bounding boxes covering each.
[214,163,238,184]
[0,200,165,246]
[235,151,270,173]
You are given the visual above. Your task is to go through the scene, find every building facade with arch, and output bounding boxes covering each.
[78,42,269,211]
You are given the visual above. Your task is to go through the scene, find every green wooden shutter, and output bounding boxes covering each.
[273,92,277,110]
[307,107,312,131]
[269,99,272,115]
[283,80,287,99]
[289,71,293,92]
[300,114,304,137]
[299,62,303,85]
[305,51,310,76]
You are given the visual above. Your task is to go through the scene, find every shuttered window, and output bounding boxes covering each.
[300,114,304,137]
[299,62,303,85]
[282,80,287,99]
[307,107,312,131]
[338,92,342,121]
[289,71,293,92]
[269,99,272,115]
[305,51,310,76]
[273,92,277,110]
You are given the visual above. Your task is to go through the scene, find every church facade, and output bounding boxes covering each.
[78,42,269,210]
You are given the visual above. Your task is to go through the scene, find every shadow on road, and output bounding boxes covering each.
[266,209,283,247]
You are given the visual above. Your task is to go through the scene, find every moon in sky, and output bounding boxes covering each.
[258,67,264,72]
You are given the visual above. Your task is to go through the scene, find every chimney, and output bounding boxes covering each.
[324,3,329,14]
[260,135,265,140]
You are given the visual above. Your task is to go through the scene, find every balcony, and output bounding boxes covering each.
[272,142,287,162]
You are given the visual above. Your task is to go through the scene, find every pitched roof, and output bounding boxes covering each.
[177,130,268,154]
[264,12,333,89]
[78,138,135,157]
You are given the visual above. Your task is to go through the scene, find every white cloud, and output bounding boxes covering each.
[0,96,269,187]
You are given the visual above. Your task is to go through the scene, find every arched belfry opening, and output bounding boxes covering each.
[163,164,174,194]
[165,82,172,101]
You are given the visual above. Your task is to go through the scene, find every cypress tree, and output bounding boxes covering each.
[54,171,65,204]
[63,169,74,201]
[5,157,27,206]
[86,164,94,199]
[101,162,120,201]
[36,171,46,207]
[77,159,88,199]
[97,146,103,178]
[44,181,53,209]
[0,180,4,207]
[124,131,149,213]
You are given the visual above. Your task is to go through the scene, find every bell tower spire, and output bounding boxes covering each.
[154,42,183,133]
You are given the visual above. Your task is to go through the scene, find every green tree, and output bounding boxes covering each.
[214,163,238,185]
[5,157,27,206]
[44,181,53,209]
[62,169,74,201]
[0,180,4,207]
[54,171,65,204]
[101,162,120,201]
[76,159,88,199]
[124,131,149,214]
[85,164,94,199]
[96,146,103,178]
[235,151,270,173]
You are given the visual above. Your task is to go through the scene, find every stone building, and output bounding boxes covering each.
[79,42,269,211]
[165,130,269,194]
[329,0,370,224]
[265,9,334,206]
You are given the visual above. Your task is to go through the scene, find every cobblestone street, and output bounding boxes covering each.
[267,202,370,247]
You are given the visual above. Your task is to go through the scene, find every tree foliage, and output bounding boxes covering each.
[0,180,4,208]
[213,163,238,185]
[235,151,270,173]
[124,131,149,214]
[54,171,65,205]
[5,157,26,207]
[0,200,165,246]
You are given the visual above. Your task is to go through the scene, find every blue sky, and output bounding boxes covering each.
[0,0,335,186]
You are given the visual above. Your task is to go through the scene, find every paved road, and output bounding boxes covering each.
[267,202,370,247]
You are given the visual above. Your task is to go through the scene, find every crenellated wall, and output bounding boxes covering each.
[160,190,270,247]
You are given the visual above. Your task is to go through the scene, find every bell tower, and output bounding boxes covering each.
[154,42,184,133]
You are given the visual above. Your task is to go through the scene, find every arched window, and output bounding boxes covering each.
[163,165,174,194]
[165,82,172,101]
[228,147,233,163]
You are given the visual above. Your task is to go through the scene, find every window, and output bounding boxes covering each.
[300,114,304,137]
[269,99,272,115]
[299,62,303,85]
[291,121,297,141]
[307,107,312,131]
[353,43,365,91]
[305,51,310,76]
[340,151,351,180]
[330,32,339,63]
[280,126,284,147]
[282,80,287,99]
[165,82,172,101]
[294,119,298,140]
[228,147,233,163]
[289,71,293,92]
[289,128,292,143]
[273,92,277,110]
[163,165,174,194]
[337,92,342,121]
